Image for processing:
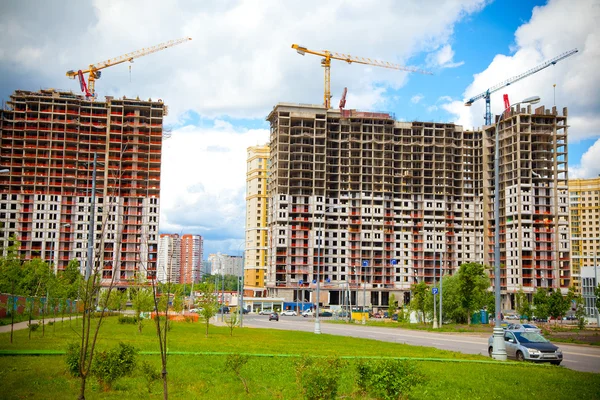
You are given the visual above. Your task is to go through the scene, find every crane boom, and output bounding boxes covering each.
[292,44,432,109]
[66,37,192,98]
[464,48,578,125]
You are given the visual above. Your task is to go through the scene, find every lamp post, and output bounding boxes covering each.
[362,260,368,325]
[492,96,540,361]
[314,205,338,334]
[237,241,247,328]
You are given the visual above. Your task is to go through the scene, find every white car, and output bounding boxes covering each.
[302,310,314,317]
[258,309,273,315]
[281,310,297,316]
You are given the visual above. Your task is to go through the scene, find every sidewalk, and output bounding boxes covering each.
[0,316,80,333]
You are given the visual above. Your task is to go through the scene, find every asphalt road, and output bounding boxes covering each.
[241,314,600,374]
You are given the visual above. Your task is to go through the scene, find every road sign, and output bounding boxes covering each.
[312,279,317,284]
[362,260,369,267]
[391,259,397,265]
[432,288,439,295]
[298,280,303,285]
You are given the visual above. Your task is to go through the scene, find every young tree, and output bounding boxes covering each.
[548,290,568,324]
[533,288,550,320]
[516,288,532,320]
[456,263,489,325]
[410,281,428,323]
[226,310,239,337]
[129,281,154,333]
[574,294,587,330]
[388,293,397,318]
[196,282,218,337]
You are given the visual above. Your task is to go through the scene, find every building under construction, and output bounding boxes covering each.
[0,89,164,285]
[266,102,570,310]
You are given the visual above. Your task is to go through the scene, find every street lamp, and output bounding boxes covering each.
[314,205,339,334]
[362,260,368,325]
[492,95,540,361]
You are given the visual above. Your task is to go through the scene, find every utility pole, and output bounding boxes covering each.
[362,260,368,325]
[433,245,438,329]
[439,252,443,326]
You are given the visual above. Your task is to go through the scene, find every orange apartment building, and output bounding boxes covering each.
[0,89,164,285]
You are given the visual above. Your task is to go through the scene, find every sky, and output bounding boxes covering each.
[1,0,599,257]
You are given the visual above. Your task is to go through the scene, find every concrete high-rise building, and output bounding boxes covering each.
[181,234,203,283]
[569,177,600,292]
[0,89,163,284]
[245,145,269,287]
[157,234,181,283]
[482,104,571,308]
[208,253,243,276]
[265,102,569,310]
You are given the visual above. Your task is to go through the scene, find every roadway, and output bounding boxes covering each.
[241,314,600,374]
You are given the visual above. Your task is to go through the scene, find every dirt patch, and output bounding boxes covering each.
[542,326,600,345]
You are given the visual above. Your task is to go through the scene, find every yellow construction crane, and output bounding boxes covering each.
[291,44,432,109]
[67,37,192,99]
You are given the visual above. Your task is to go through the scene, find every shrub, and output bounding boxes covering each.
[295,356,345,400]
[356,359,425,400]
[91,342,138,391]
[139,360,161,393]
[118,315,138,324]
[65,342,85,377]
[27,322,40,332]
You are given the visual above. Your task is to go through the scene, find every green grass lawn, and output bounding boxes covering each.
[1,317,599,399]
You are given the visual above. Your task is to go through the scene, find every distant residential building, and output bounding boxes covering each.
[245,145,269,287]
[158,234,181,283]
[181,234,203,283]
[208,252,243,276]
[569,177,600,292]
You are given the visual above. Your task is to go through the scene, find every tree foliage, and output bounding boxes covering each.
[410,281,428,323]
[533,288,550,320]
[456,263,489,325]
[548,290,569,322]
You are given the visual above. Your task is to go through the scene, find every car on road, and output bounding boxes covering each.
[218,306,230,314]
[302,310,314,317]
[507,323,540,333]
[258,309,273,315]
[268,312,279,321]
[281,310,297,316]
[488,330,562,365]
[319,311,333,317]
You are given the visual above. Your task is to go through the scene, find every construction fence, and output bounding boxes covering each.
[0,293,80,319]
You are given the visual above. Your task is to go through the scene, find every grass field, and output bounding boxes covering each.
[1,317,599,399]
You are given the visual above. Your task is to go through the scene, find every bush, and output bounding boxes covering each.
[28,322,40,332]
[91,342,138,391]
[139,360,161,393]
[118,315,138,324]
[295,356,345,400]
[65,342,82,377]
[356,359,425,400]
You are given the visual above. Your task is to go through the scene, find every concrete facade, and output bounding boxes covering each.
[569,177,600,292]
[265,102,570,310]
[0,89,163,284]
[245,145,269,287]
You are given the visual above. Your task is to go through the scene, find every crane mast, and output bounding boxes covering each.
[67,37,192,99]
[292,44,432,109]
[464,48,578,125]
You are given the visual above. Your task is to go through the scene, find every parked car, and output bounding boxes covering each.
[258,309,273,315]
[507,323,541,333]
[218,306,230,314]
[319,311,333,317]
[302,310,314,318]
[281,310,297,316]
[488,330,562,365]
[391,313,399,321]
[268,312,279,321]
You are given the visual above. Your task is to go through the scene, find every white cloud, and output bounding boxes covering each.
[427,105,438,112]
[411,94,424,104]
[437,95,453,102]
[569,139,600,178]
[0,0,488,119]
[426,44,464,69]
[441,0,600,140]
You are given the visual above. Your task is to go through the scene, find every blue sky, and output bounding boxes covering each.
[1,0,598,257]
